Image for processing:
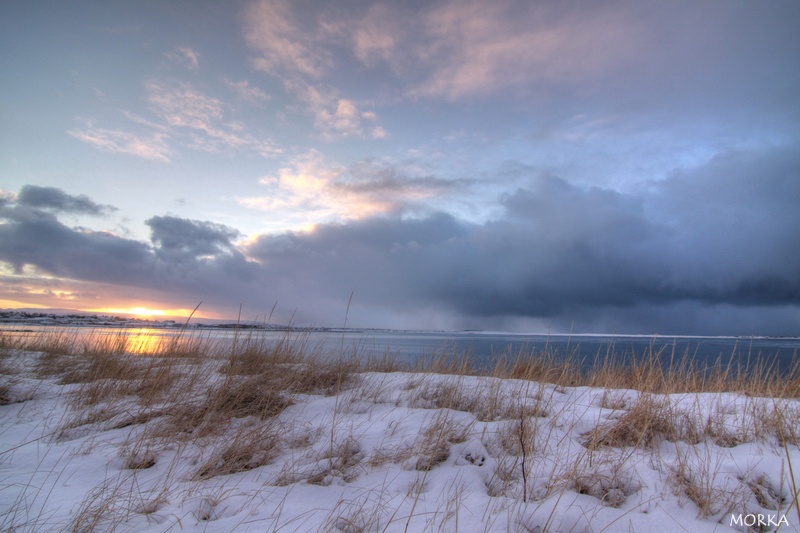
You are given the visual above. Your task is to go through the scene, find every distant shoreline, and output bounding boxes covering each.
[1,310,799,340]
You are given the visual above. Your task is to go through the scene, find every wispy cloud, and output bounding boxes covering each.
[243,0,331,78]
[350,4,403,67]
[238,151,374,226]
[71,80,281,160]
[225,79,271,105]
[242,0,641,101]
[237,151,464,229]
[243,0,387,141]
[286,80,387,141]
[315,97,387,141]
[406,1,642,99]
[145,80,281,156]
[165,46,200,71]
[146,80,224,129]
[67,121,171,162]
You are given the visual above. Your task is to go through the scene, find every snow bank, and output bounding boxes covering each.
[1,349,799,532]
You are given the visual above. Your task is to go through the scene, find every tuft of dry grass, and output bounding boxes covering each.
[584,394,678,449]
[583,391,800,458]
[413,412,468,471]
[220,333,301,372]
[494,347,586,388]
[35,350,81,380]
[210,376,293,420]
[492,342,800,398]
[0,382,13,405]
[158,375,293,441]
[599,390,630,410]
[407,377,548,422]
[571,468,638,508]
[669,444,743,519]
[747,474,789,511]
[195,423,283,479]
[308,437,365,485]
[122,448,157,470]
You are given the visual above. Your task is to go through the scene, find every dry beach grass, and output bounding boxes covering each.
[1,328,799,531]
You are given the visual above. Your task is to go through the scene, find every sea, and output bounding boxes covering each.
[2,324,799,375]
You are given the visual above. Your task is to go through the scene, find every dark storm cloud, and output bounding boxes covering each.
[247,186,659,318]
[0,201,152,284]
[0,199,258,303]
[246,212,469,306]
[245,145,800,332]
[2,145,799,334]
[645,148,800,304]
[147,216,240,258]
[337,162,471,198]
[16,185,117,215]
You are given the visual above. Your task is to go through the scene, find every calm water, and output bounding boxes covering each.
[6,324,800,370]
[333,330,800,374]
[3,324,799,375]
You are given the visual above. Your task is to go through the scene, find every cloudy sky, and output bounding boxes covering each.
[2,1,799,335]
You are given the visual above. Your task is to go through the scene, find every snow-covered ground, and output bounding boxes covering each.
[1,347,799,532]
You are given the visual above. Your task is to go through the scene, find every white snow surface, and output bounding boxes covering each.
[1,349,799,532]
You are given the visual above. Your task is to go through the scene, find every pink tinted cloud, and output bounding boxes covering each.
[244,0,331,78]
[68,122,171,162]
[409,1,643,99]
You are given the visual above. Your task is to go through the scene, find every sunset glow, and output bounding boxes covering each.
[124,308,166,317]
[88,307,203,318]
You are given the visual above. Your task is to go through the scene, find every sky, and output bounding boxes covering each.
[1,0,799,335]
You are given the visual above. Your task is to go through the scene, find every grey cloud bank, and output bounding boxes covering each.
[17,185,117,216]
[2,145,799,335]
